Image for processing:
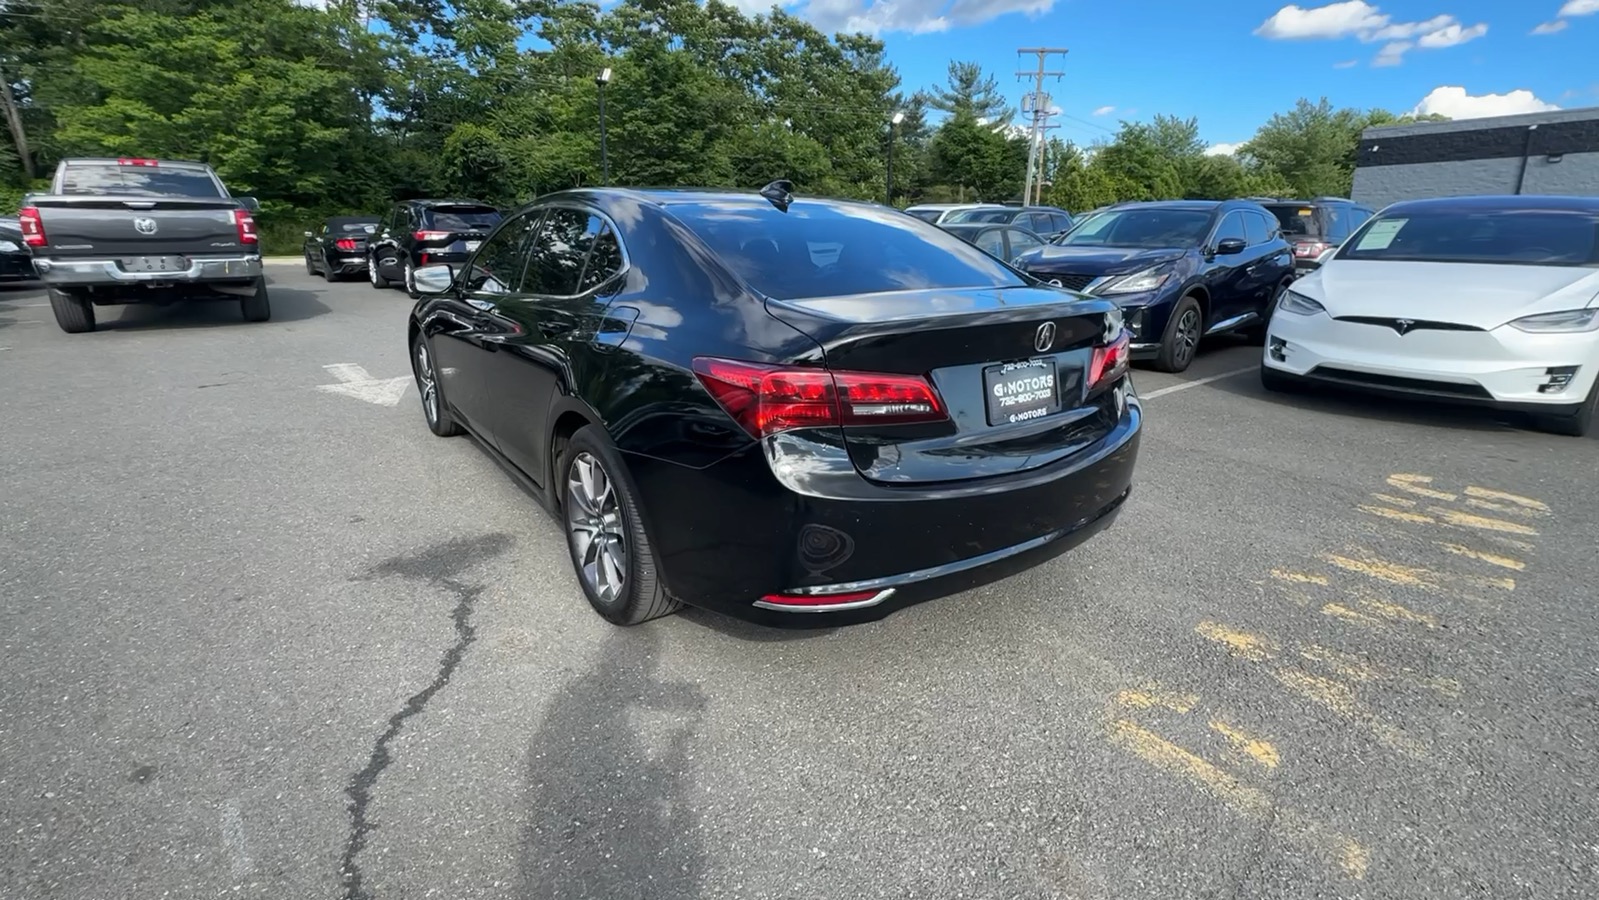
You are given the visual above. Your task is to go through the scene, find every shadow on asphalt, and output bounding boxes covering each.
[675,605,837,642]
[93,279,330,332]
[517,626,707,900]
[1129,331,1259,374]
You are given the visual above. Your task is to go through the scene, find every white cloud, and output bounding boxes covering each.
[1333,58,1359,68]
[1367,13,1454,40]
[1412,86,1560,119]
[1205,142,1243,157]
[797,0,1052,34]
[1531,19,1568,33]
[1417,22,1487,47]
[1559,0,1599,15]
[1372,41,1411,66]
[1092,105,1116,116]
[1254,1,1386,39]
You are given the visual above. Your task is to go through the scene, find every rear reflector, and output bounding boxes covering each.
[17,206,46,247]
[231,209,258,245]
[754,588,896,612]
[692,357,947,439]
[117,157,159,167]
[334,238,358,251]
[413,230,450,241]
[1088,329,1131,392]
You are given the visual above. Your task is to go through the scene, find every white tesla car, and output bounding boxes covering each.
[1261,195,1599,436]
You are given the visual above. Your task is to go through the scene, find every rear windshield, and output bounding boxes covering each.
[332,221,378,233]
[905,209,943,223]
[423,207,501,231]
[945,208,1017,224]
[1056,208,1214,249]
[670,200,1027,300]
[1338,209,1599,267]
[1264,205,1321,237]
[58,164,223,198]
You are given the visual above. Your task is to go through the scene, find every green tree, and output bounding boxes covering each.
[922,62,1012,128]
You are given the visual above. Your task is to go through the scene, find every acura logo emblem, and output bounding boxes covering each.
[1393,318,1415,335]
[1034,321,1056,353]
[133,217,158,235]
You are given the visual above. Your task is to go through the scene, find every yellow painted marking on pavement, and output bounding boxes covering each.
[1299,644,1380,682]
[1272,569,1329,586]
[1195,621,1278,661]
[1464,485,1550,513]
[1209,719,1281,769]
[1488,535,1537,553]
[1114,687,1198,714]
[1436,543,1525,571]
[1465,497,1538,518]
[1430,507,1538,536]
[1322,603,1386,628]
[1359,504,1435,525]
[1272,669,1426,757]
[1108,720,1369,878]
[1386,474,1458,501]
[1321,553,1430,587]
[1370,492,1418,507]
[1358,597,1440,628]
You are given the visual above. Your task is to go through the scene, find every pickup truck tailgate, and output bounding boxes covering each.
[29,197,249,257]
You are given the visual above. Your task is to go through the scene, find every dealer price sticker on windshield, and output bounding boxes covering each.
[983,359,1061,426]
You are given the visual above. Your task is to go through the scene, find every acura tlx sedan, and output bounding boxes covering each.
[406,182,1141,627]
[1263,195,1599,436]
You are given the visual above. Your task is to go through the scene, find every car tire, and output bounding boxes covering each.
[369,255,390,289]
[241,276,272,322]
[1154,295,1203,373]
[561,425,681,626]
[1243,281,1288,343]
[48,287,95,334]
[304,252,317,276]
[411,333,464,438]
[1529,382,1597,437]
[404,260,419,299]
[321,255,337,281]
[1260,364,1305,394]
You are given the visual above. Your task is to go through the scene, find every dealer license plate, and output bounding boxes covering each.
[983,359,1061,426]
[120,255,188,273]
[465,241,482,252]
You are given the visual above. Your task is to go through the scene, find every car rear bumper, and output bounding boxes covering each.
[0,253,33,281]
[32,254,261,286]
[623,400,1141,627]
[1265,312,1599,411]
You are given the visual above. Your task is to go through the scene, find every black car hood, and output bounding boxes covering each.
[1019,245,1187,276]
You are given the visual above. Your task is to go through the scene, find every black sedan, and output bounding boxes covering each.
[0,216,34,282]
[406,182,1140,628]
[303,216,380,281]
[939,222,1049,266]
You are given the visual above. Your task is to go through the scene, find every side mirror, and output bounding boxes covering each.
[1214,237,1247,256]
[235,196,261,213]
[411,263,455,296]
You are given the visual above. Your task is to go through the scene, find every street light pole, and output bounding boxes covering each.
[595,67,612,186]
[886,110,905,207]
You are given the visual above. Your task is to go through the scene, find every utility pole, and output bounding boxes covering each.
[1016,47,1067,208]
[0,62,35,180]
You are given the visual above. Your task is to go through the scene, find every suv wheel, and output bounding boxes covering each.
[412,334,463,437]
[369,255,390,289]
[48,287,96,334]
[1154,296,1203,373]
[241,276,271,322]
[404,260,418,299]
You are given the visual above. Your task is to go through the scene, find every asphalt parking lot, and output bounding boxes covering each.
[2,266,1596,899]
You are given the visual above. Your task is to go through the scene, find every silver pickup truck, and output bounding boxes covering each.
[20,157,269,333]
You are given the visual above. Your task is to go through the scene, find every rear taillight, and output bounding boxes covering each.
[1293,241,1332,258]
[232,209,258,245]
[334,238,358,251]
[413,230,450,241]
[117,157,159,167]
[755,588,895,611]
[17,206,46,247]
[1088,330,1131,392]
[691,357,947,439]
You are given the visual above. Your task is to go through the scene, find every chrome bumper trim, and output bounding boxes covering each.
[33,255,262,285]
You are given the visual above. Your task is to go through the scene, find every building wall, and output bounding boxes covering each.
[1351,107,1599,209]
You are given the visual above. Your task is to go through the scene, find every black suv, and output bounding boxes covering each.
[1251,197,1375,274]
[369,199,502,297]
[942,204,1076,240]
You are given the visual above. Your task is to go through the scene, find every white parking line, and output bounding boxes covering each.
[219,798,253,877]
[1140,366,1257,400]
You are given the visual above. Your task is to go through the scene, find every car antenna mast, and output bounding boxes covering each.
[759,180,795,213]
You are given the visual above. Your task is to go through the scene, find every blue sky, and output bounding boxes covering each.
[764,0,1599,152]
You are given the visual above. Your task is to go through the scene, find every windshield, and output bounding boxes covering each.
[671,200,1027,300]
[1338,209,1599,267]
[58,164,223,198]
[905,209,943,223]
[423,207,501,231]
[1264,205,1320,237]
[1055,208,1214,249]
[945,208,1016,224]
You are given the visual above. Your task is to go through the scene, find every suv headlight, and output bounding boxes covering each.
[1277,290,1326,316]
[1095,265,1172,295]
[1507,309,1599,333]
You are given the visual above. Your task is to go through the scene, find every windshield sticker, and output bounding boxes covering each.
[1355,218,1406,251]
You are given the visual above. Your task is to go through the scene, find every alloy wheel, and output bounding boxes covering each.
[415,340,439,426]
[1174,308,1200,368]
[567,452,629,604]
[369,259,379,286]
[404,261,416,294]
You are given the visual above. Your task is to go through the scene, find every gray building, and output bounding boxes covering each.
[1352,106,1599,209]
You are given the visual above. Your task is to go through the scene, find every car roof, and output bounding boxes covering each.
[1380,195,1599,215]
[1100,200,1227,212]
[939,223,997,234]
[409,198,496,208]
[63,157,211,170]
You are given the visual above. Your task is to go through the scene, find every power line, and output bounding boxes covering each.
[1016,46,1066,205]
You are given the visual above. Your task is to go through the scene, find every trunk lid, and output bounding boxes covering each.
[765,285,1126,485]
[28,196,247,257]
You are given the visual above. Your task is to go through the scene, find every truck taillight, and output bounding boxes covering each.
[117,157,159,167]
[334,238,358,251]
[1293,240,1332,258]
[232,209,258,245]
[691,357,947,440]
[1088,329,1131,392]
[17,207,46,247]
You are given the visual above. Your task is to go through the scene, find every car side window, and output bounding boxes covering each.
[1323,206,1347,240]
[974,229,1006,257]
[463,211,540,295]
[577,224,624,292]
[522,208,603,296]
[1007,228,1043,258]
[1052,212,1074,233]
[1213,212,1247,246]
[1350,207,1374,233]
[1242,212,1270,246]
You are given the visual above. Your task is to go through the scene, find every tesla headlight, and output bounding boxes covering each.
[1095,265,1172,295]
[1507,309,1599,333]
[1277,290,1326,316]
[0,239,19,252]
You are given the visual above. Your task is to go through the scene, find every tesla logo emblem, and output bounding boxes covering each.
[133,217,158,235]
[1034,321,1056,353]
[1393,318,1416,335]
